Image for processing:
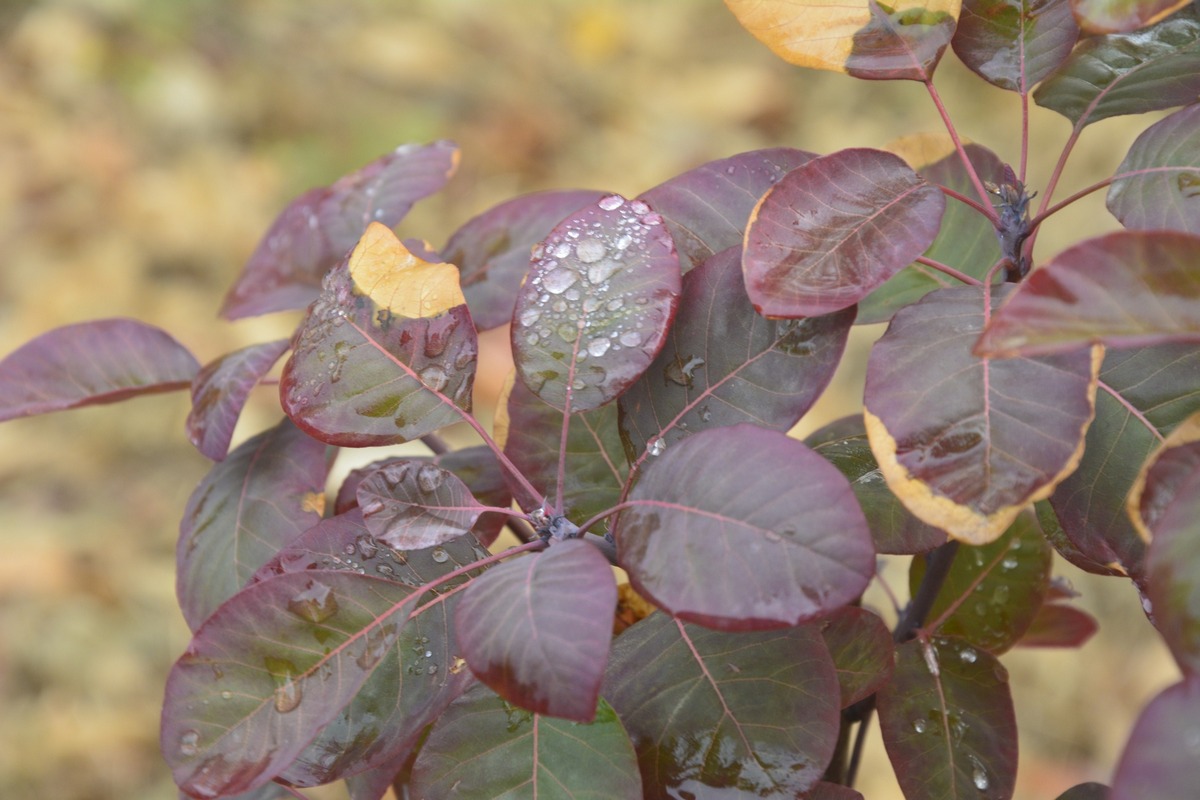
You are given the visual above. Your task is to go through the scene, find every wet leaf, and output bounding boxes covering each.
[911,511,1052,654]
[441,189,607,330]
[620,247,855,464]
[638,148,817,273]
[616,424,875,630]
[1014,601,1098,648]
[1110,677,1200,798]
[1071,0,1191,33]
[1143,467,1200,674]
[605,613,840,798]
[176,418,331,630]
[0,318,198,422]
[952,0,1080,90]
[411,683,642,798]
[819,606,895,707]
[1128,411,1200,542]
[976,231,1200,358]
[455,540,616,722]
[876,636,1017,800]
[807,415,948,554]
[221,141,459,319]
[1107,104,1200,234]
[187,339,290,461]
[511,194,680,413]
[357,459,493,550]
[865,285,1102,545]
[724,0,961,81]
[280,222,477,447]
[1033,9,1200,127]
[743,148,945,317]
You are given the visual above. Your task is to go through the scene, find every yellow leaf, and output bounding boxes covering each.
[348,221,466,318]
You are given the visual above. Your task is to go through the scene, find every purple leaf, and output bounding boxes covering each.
[1111,677,1200,798]
[454,540,616,722]
[1015,601,1098,648]
[1108,104,1200,234]
[0,318,198,422]
[511,194,680,413]
[619,246,855,464]
[280,222,477,447]
[1144,466,1200,675]
[976,231,1200,358]
[604,613,840,797]
[440,189,607,330]
[357,459,492,550]
[952,0,1080,91]
[865,285,1101,545]
[177,418,331,631]
[616,424,875,630]
[1071,0,1192,33]
[846,0,961,80]
[221,141,459,319]
[187,339,290,461]
[1128,412,1200,541]
[807,784,867,800]
[876,636,1017,800]
[743,148,945,317]
[410,683,642,798]
[1055,782,1110,800]
[638,148,817,273]
[818,606,895,708]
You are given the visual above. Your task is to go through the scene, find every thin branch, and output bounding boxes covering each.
[1019,92,1030,184]
[506,517,537,544]
[939,185,992,217]
[845,714,874,788]
[915,256,982,286]
[894,540,960,644]
[1027,119,1085,257]
[420,432,450,455]
[924,79,999,225]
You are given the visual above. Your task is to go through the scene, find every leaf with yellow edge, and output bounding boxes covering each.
[1128,410,1200,543]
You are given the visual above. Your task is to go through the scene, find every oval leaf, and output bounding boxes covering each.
[1107,104,1200,234]
[511,194,680,412]
[1071,0,1191,33]
[358,459,491,550]
[819,606,896,707]
[280,222,477,447]
[1144,467,1200,675]
[977,231,1200,358]
[1015,601,1099,648]
[953,0,1080,91]
[865,285,1102,545]
[1111,678,1200,798]
[221,141,459,319]
[455,540,617,722]
[743,148,946,317]
[617,424,875,630]
[605,613,841,797]
[188,339,290,461]
[1128,411,1200,542]
[0,318,198,422]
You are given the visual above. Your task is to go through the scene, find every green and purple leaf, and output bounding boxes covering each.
[619,246,855,464]
[410,683,642,799]
[221,141,459,319]
[1033,8,1200,127]
[616,424,875,630]
[1128,411,1200,541]
[511,194,680,413]
[604,613,841,798]
[865,285,1101,545]
[357,459,494,550]
[952,0,1080,91]
[176,418,332,630]
[0,318,199,422]
[1143,466,1200,674]
[1107,104,1200,234]
[638,148,817,273]
[440,189,607,330]
[1110,677,1200,798]
[187,339,290,461]
[455,540,617,722]
[876,636,1017,800]
[1014,600,1098,648]
[818,606,896,707]
[743,148,946,317]
[976,231,1200,358]
[1071,0,1192,33]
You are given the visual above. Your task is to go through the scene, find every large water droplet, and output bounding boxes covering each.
[417,463,444,493]
[959,647,978,664]
[431,547,449,563]
[551,241,572,259]
[587,338,611,358]
[968,754,989,790]
[576,238,606,263]
[1000,556,1018,571]
[542,268,578,295]
[629,199,650,215]
[265,656,303,713]
[598,194,625,211]
[922,640,940,677]
[518,308,542,327]
[649,437,666,457]
[912,718,927,734]
[419,365,449,392]
[179,729,200,757]
[587,259,621,285]
[288,580,339,623]
[355,623,399,670]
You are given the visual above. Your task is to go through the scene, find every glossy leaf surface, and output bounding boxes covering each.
[744,148,945,317]
[638,148,816,273]
[911,511,1051,654]
[280,222,477,447]
[187,339,290,461]
[605,613,840,798]
[0,318,198,422]
[357,459,491,550]
[619,247,855,464]
[1110,678,1200,798]
[1144,467,1200,674]
[221,141,458,319]
[511,194,680,413]
[1033,9,1200,126]
[807,415,948,554]
[877,636,1017,800]
[1128,411,1200,542]
[441,189,606,330]
[617,424,875,630]
[819,606,895,707]
[455,540,616,722]
[1071,0,1191,32]
[1015,601,1098,648]
[1107,104,1200,234]
[724,0,961,81]
[176,418,330,630]
[976,231,1200,358]
[411,683,642,799]
[952,0,1080,90]
[865,285,1101,545]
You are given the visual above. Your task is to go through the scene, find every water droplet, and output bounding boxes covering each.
[356,535,380,560]
[287,580,339,623]
[912,719,928,734]
[575,238,606,263]
[629,199,650,215]
[427,664,439,674]
[649,437,666,457]
[615,234,633,250]
[699,405,712,422]
[1177,173,1200,198]
[598,194,625,211]
[959,647,978,664]
[264,657,303,713]
[542,268,578,295]
[606,298,624,312]
[424,649,433,658]
[419,365,449,392]
[619,330,643,348]
[551,241,572,259]
[1001,556,1018,571]
[922,640,940,677]
[587,259,620,284]
[179,730,200,757]
[968,754,989,790]
[1141,594,1153,615]
[360,499,385,516]
[220,691,232,700]
[417,464,444,493]
[518,308,541,327]
[376,563,396,576]
[431,547,449,563]
[991,584,1010,605]
[587,338,611,358]
[355,623,399,670]
[582,296,601,313]
[640,212,663,226]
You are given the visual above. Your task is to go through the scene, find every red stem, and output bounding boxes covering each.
[924,79,999,225]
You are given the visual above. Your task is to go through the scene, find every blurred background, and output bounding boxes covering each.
[0,1,1181,798]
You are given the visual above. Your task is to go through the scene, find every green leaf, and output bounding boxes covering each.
[1108,104,1200,234]
[819,606,895,707]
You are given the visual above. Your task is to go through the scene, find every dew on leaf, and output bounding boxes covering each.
[640,212,663,225]
[912,718,928,734]
[431,547,449,563]
[699,405,712,422]
[287,580,339,624]
[629,199,650,215]
[1177,173,1200,198]
[376,563,396,576]
[355,622,399,671]
[419,365,449,392]
[616,234,633,250]
[649,437,666,457]
[220,691,233,700]
[576,238,606,262]
[606,298,624,311]
[991,584,1010,605]
[587,258,621,285]
[179,729,200,757]
[557,323,579,343]
[518,308,541,327]
[922,640,940,677]
[968,754,989,791]
[551,241,572,259]
[1001,556,1018,571]
[959,647,978,664]
[598,194,625,211]
[416,463,444,493]
[542,268,579,295]
[619,330,643,348]
[587,338,611,357]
